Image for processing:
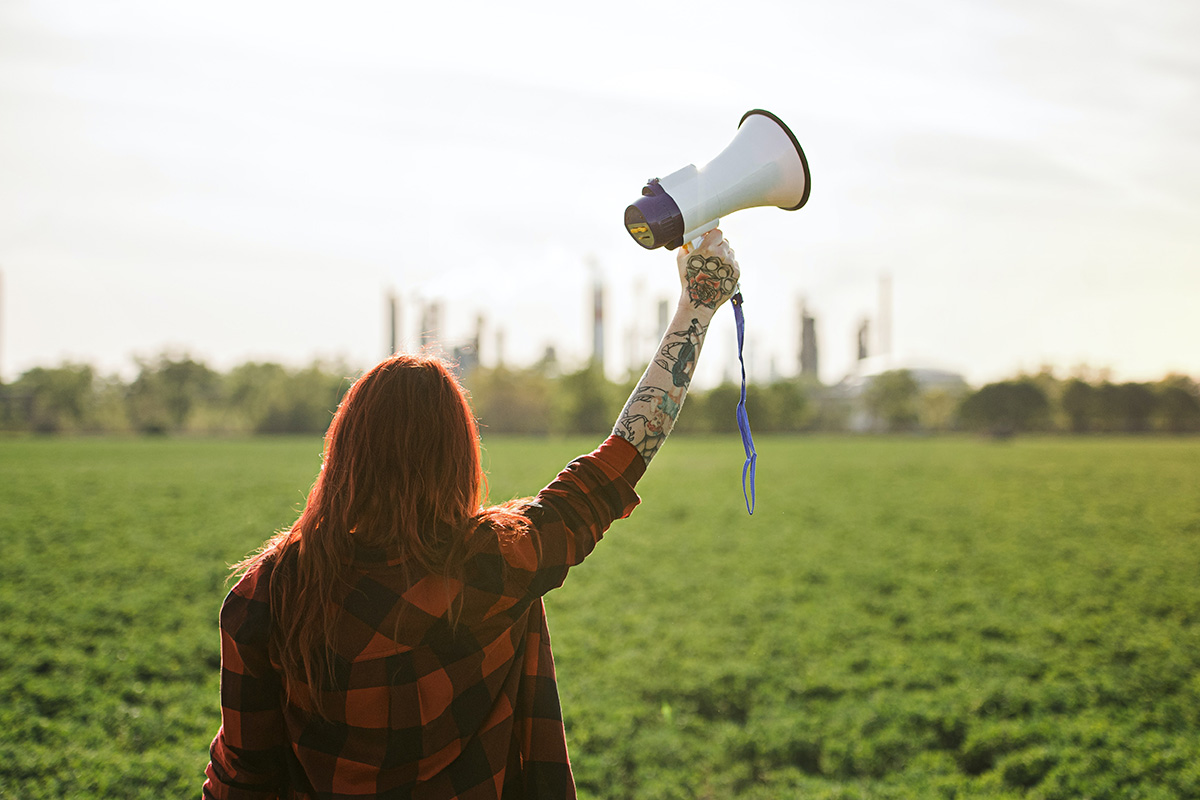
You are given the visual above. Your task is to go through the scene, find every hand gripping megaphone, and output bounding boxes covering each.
[623,109,810,251]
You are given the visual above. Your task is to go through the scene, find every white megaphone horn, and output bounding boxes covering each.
[624,109,811,251]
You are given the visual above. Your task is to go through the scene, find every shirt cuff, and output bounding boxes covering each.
[591,434,648,488]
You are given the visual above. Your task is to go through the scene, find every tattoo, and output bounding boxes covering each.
[654,318,707,388]
[684,254,737,310]
[614,317,707,462]
[613,386,681,461]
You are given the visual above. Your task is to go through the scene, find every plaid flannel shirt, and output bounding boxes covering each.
[204,435,645,800]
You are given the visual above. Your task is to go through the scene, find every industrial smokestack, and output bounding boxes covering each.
[420,301,442,354]
[879,274,892,363]
[591,265,605,371]
[474,314,484,364]
[799,298,819,380]
[387,290,400,356]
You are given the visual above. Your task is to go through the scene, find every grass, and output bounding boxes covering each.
[2,434,1198,798]
[544,436,1200,798]
[0,438,321,799]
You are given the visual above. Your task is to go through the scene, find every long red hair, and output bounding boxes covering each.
[234,354,524,711]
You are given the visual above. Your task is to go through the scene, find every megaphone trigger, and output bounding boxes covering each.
[681,220,721,254]
[680,220,720,255]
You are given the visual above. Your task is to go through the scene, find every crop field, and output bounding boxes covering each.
[1,434,1198,799]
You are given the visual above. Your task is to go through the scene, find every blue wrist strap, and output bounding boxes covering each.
[731,291,756,515]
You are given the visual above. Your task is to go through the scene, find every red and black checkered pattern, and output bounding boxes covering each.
[204,436,645,799]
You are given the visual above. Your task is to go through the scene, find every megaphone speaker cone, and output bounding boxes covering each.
[739,109,811,211]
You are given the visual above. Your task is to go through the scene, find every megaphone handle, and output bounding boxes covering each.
[680,218,720,254]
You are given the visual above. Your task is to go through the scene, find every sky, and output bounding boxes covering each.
[1,0,1197,389]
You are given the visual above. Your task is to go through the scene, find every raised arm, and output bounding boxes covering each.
[612,229,740,464]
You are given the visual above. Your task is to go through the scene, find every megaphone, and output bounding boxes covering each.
[624,109,810,250]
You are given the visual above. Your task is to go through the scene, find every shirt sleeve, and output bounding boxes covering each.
[495,435,646,598]
[203,565,287,800]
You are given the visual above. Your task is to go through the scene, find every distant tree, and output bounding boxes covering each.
[285,364,351,433]
[470,366,553,435]
[810,386,851,433]
[958,379,1049,436]
[1061,378,1097,433]
[1118,382,1157,433]
[127,354,219,433]
[1154,375,1200,433]
[1023,367,1067,430]
[754,379,812,433]
[225,362,290,431]
[1093,382,1121,432]
[1026,367,1061,402]
[554,364,617,435]
[91,373,134,433]
[864,370,920,432]
[0,384,16,429]
[9,363,96,433]
[919,386,964,433]
[223,362,350,435]
[1094,381,1157,433]
[669,380,707,435]
[697,382,743,434]
[161,357,220,429]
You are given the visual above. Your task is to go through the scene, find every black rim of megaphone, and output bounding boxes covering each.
[739,109,811,211]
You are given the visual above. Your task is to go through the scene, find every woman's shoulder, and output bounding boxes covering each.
[229,549,284,595]
[221,549,290,636]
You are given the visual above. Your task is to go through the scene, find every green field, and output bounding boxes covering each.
[2,435,1198,799]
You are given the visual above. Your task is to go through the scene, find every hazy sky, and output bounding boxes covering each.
[2,0,1197,387]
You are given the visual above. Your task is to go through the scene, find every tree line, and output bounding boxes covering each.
[2,354,1198,436]
[862,369,1200,436]
[0,356,349,435]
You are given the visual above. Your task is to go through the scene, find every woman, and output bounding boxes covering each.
[204,230,739,799]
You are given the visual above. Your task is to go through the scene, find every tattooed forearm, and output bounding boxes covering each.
[614,315,709,463]
[613,229,737,465]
